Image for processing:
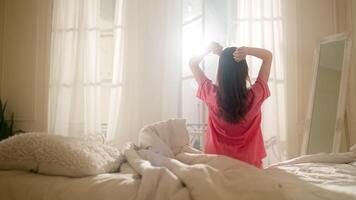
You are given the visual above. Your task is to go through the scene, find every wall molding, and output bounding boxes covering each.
[0,0,5,98]
[0,0,53,131]
[1,0,37,121]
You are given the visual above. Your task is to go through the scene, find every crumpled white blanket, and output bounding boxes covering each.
[118,119,355,200]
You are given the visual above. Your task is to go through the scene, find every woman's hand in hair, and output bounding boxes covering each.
[241,47,272,82]
[189,41,223,85]
[207,42,223,56]
[233,47,247,62]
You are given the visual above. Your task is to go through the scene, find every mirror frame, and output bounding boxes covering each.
[301,32,352,155]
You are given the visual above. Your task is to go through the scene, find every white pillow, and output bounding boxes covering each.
[139,119,190,157]
[0,132,123,177]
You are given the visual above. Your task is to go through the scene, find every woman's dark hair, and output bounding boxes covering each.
[216,47,249,123]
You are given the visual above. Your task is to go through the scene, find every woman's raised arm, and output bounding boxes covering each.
[233,47,272,83]
[189,42,223,84]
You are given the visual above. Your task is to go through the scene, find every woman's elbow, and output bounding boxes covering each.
[189,57,199,68]
[265,51,273,61]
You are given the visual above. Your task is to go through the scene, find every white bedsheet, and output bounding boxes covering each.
[269,162,356,197]
[0,170,139,200]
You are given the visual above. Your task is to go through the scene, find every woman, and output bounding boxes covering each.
[189,42,272,168]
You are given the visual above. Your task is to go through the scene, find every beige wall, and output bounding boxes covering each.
[331,0,356,150]
[290,0,356,155]
[0,0,52,132]
[0,0,4,96]
[351,0,356,148]
[345,0,356,148]
[285,0,338,157]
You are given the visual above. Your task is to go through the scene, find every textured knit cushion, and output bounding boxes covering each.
[0,132,123,177]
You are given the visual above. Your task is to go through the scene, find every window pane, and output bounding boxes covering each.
[204,55,219,83]
[182,18,203,77]
[182,79,202,124]
[261,81,287,165]
[251,0,261,19]
[100,84,111,124]
[263,0,273,18]
[235,21,249,45]
[99,36,114,81]
[263,21,273,50]
[52,0,79,29]
[52,31,78,85]
[112,29,123,83]
[261,82,286,141]
[252,22,262,47]
[273,0,282,18]
[274,20,284,80]
[261,82,278,141]
[100,0,116,29]
[183,0,202,23]
[276,83,286,141]
[237,0,249,19]
[250,58,262,79]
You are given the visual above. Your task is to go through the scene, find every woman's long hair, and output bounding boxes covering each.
[216,47,249,123]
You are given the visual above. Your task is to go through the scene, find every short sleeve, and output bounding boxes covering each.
[243,77,270,120]
[196,74,216,107]
[251,77,270,103]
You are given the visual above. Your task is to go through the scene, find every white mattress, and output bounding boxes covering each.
[0,170,140,200]
[274,163,356,197]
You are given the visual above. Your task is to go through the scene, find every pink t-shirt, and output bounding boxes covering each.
[196,74,270,168]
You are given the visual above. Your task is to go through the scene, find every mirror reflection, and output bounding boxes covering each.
[307,40,346,154]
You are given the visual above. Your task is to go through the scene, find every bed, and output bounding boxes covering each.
[271,162,356,197]
[0,170,139,200]
[0,120,355,200]
[1,152,356,200]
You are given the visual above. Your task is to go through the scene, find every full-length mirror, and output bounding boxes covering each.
[302,33,352,155]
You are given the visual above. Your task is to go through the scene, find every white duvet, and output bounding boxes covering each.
[118,119,356,200]
[121,145,355,200]
[0,119,355,200]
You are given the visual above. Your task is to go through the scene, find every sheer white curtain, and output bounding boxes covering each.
[49,0,113,138]
[49,0,181,145]
[106,0,182,146]
[227,0,287,165]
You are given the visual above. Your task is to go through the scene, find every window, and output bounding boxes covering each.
[230,0,287,164]
[180,0,227,150]
[180,0,287,164]
[181,0,206,149]
[49,0,123,137]
[99,0,123,135]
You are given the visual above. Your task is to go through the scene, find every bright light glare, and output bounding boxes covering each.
[182,20,212,58]
[182,19,215,76]
[183,37,210,57]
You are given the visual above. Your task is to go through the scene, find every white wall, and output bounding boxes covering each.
[0,0,52,132]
